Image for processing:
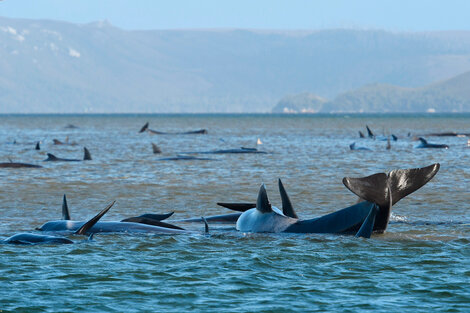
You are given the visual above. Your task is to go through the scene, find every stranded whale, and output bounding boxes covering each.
[44,147,92,161]
[2,201,115,245]
[139,122,207,135]
[37,195,193,234]
[228,164,439,238]
[416,137,449,149]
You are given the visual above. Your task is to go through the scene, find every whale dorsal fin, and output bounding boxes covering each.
[419,137,428,145]
[278,179,298,218]
[366,125,374,138]
[359,131,365,138]
[62,194,71,220]
[152,143,162,154]
[256,184,272,213]
[216,203,255,212]
[75,201,115,235]
[349,142,356,150]
[35,142,40,150]
[83,147,92,160]
[46,153,59,161]
[139,122,149,133]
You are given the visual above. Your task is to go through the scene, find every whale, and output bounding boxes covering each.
[139,122,207,135]
[349,142,371,151]
[184,147,268,154]
[229,164,439,238]
[44,147,92,161]
[0,161,42,168]
[416,137,449,149]
[2,201,115,245]
[60,195,185,230]
[157,155,216,161]
[37,195,194,234]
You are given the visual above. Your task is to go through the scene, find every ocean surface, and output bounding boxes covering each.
[0,113,469,312]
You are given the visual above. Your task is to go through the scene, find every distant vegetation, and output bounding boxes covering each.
[3,16,470,113]
[274,71,470,113]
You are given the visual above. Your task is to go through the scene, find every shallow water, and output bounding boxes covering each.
[0,114,469,312]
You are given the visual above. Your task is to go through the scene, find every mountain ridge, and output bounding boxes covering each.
[3,16,470,113]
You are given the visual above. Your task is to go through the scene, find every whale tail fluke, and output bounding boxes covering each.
[139,122,149,133]
[62,194,71,220]
[278,179,298,218]
[75,201,115,235]
[83,147,92,160]
[343,163,440,232]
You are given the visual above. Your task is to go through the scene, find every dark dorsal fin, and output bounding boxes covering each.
[349,142,356,150]
[217,203,255,212]
[366,125,374,138]
[152,143,162,154]
[139,122,149,133]
[53,139,63,145]
[419,137,428,145]
[35,142,40,150]
[62,194,71,220]
[83,147,92,160]
[359,131,365,138]
[391,134,398,141]
[256,184,272,213]
[278,179,298,218]
[45,153,59,161]
[137,212,174,221]
[75,201,115,235]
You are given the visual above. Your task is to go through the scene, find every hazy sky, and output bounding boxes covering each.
[1,0,469,31]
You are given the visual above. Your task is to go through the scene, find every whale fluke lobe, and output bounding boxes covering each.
[75,201,116,235]
[62,194,71,220]
[139,122,149,133]
[278,179,298,218]
[387,163,440,206]
[256,184,272,213]
[83,147,92,160]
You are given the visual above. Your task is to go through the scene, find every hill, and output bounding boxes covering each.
[275,70,470,113]
[3,17,470,113]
